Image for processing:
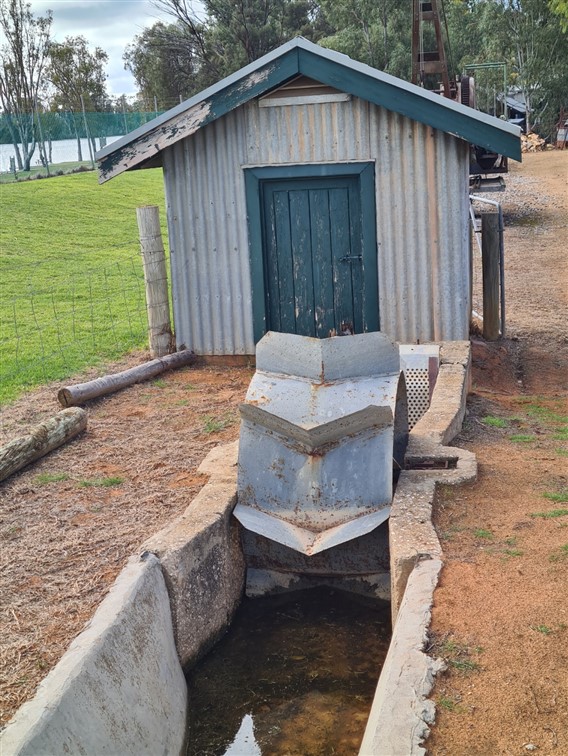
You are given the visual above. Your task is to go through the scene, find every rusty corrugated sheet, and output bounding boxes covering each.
[163,97,470,354]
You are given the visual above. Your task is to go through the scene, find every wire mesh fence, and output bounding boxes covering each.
[0,248,149,403]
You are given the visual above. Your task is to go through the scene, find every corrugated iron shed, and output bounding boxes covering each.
[96,38,521,352]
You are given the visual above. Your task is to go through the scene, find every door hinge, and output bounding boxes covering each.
[340,255,363,263]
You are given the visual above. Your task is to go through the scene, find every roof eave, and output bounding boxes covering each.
[297,47,522,161]
[97,47,301,183]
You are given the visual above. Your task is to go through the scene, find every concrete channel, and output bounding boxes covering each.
[0,339,475,756]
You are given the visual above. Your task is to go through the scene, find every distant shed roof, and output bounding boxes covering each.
[97,37,521,183]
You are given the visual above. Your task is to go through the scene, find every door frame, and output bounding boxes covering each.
[244,161,379,343]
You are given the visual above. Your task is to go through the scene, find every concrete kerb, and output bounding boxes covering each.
[0,553,188,756]
[143,440,245,669]
[359,558,445,756]
[360,340,477,756]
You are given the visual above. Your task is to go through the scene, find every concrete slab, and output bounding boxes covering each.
[378,340,476,753]
[0,554,187,756]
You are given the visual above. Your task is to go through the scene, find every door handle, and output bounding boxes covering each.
[340,255,362,263]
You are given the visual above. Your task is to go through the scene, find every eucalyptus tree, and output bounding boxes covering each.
[0,0,52,170]
[494,0,568,134]
[317,0,411,76]
[148,0,324,93]
[124,21,199,109]
[47,35,109,160]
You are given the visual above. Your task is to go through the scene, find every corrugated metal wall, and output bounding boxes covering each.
[163,96,470,354]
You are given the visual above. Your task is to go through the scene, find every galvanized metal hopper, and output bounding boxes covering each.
[235,332,408,559]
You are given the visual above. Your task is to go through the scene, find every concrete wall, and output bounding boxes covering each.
[143,441,245,668]
[1,343,473,756]
[0,443,244,756]
[0,554,188,756]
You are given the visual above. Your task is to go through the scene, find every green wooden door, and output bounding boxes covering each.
[260,175,373,338]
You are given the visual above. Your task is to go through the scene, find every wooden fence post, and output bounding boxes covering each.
[481,211,500,341]
[136,205,174,358]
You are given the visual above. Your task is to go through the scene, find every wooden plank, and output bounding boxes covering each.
[289,188,315,336]
[330,186,354,333]
[347,181,364,334]
[272,189,296,333]
[309,188,335,338]
[244,169,268,343]
[482,211,500,341]
[262,188,282,331]
[99,54,299,182]
[359,163,380,332]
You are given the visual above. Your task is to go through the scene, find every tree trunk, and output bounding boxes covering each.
[13,142,23,170]
[4,113,23,169]
[57,350,195,407]
[22,140,36,172]
[0,408,87,483]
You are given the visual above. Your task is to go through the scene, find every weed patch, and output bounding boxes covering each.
[509,434,536,443]
[482,416,508,428]
[438,695,463,712]
[473,528,494,539]
[531,624,552,635]
[450,659,481,672]
[34,472,70,485]
[543,490,568,503]
[203,414,236,434]
[529,509,568,519]
[78,477,124,488]
[549,544,568,562]
[503,548,523,557]
[428,633,483,678]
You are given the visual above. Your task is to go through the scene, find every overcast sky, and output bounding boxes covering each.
[29,1,174,97]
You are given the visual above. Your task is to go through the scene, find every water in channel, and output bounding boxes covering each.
[185,587,391,756]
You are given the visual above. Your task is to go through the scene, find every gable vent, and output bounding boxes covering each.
[259,75,351,107]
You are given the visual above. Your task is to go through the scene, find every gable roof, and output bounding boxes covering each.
[97,37,521,183]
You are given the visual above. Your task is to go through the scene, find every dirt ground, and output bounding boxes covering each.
[427,151,568,755]
[0,151,566,748]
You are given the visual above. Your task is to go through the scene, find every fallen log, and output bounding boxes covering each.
[57,350,195,408]
[0,408,87,483]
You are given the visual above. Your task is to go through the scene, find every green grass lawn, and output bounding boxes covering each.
[0,168,167,404]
